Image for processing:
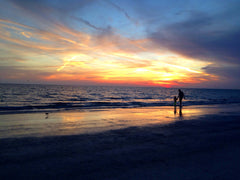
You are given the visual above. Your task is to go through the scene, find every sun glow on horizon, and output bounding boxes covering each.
[51,51,217,87]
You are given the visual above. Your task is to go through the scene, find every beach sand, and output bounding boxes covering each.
[1,104,240,179]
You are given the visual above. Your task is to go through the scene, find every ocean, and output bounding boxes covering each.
[1,84,240,114]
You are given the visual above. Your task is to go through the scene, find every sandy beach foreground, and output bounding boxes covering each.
[1,104,240,179]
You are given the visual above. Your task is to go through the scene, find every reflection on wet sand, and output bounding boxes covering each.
[179,107,183,117]
[174,105,183,119]
[1,105,239,138]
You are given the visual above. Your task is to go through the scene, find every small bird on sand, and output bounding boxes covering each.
[45,112,49,119]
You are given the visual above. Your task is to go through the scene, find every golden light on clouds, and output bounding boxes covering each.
[0,18,218,87]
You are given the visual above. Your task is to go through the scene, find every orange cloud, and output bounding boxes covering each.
[0,18,219,87]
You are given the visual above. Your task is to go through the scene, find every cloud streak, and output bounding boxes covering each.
[1,0,239,88]
[72,16,104,31]
[103,0,138,25]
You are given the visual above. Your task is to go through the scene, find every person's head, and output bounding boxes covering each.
[178,89,181,92]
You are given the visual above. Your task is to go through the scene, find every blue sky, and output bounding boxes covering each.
[0,0,240,88]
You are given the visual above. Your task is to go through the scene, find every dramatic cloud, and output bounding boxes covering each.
[0,0,240,88]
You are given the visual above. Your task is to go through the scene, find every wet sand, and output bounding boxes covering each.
[1,104,240,179]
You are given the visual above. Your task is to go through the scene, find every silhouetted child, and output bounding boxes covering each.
[173,96,178,106]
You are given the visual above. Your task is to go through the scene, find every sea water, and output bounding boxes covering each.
[1,84,240,113]
[1,84,240,138]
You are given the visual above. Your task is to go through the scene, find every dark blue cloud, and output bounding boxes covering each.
[149,11,240,64]
[202,65,240,89]
[203,65,240,78]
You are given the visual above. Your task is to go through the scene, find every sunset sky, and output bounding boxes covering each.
[0,0,240,88]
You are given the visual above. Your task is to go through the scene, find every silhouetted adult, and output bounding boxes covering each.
[178,89,185,107]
